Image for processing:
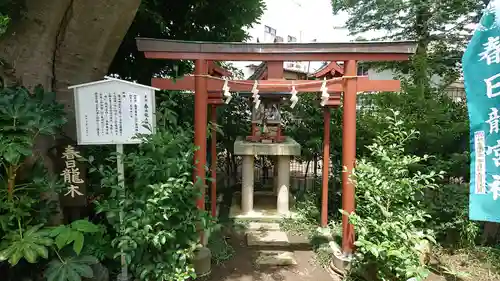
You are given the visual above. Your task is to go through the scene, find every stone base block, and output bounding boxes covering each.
[329,241,352,275]
[248,222,281,231]
[315,227,334,241]
[116,273,132,281]
[255,250,297,266]
[193,246,211,278]
[247,230,289,247]
[231,191,297,213]
[229,204,297,223]
[234,137,301,156]
[230,210,283,222]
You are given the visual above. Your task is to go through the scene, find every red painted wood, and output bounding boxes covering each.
[145,51,411,62]
[152,77,401,93]
[210,105,217,217]
[194,60,208,211]
[342,60,358,254]
[321,108,331,227]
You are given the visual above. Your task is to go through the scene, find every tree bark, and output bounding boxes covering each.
[0,0,141,135]
[0,0,141,224]
[413,0,431,96]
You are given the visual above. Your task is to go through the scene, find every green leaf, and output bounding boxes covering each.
[0,246,15,261]
[66,266,82,281]
[66,230,79,246]
[3,145,19,163]
[71,220,99,233]
[8,249,23,265]
[0,225,54,266]
[45,255,98,281]
[70,263,93,278]
[369,246,379,258]
[73,232,84,255]
[45,260,63,281]
[76,255,99,265]
[55,227,72,249]
[22,246,37,263]
[30,244,49,259]
[50,225,67,237]
[25,224,44,236]
[37,237,54,246]
[56,267,68,281]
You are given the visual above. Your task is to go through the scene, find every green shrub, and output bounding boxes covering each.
[0,86,106,281]
[94,124,212,281]
[425,183,479,248]
[345,110,441,281]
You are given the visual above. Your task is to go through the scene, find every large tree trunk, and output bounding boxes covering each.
[1,0,141,135]
[0,0,141,223]
[413,0,431,97]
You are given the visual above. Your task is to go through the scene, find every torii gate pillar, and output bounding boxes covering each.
[342,60,357,254]
[194,60,208,215]
[192,59,212,278]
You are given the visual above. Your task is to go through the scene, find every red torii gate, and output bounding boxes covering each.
[136,38,416,254]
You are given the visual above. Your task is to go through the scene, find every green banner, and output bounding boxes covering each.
[463,2,500,222]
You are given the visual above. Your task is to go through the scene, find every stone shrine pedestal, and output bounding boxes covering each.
[232,137,301,219]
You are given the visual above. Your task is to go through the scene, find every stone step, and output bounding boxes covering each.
[247,230,290,247]
[232,191,297,205]
[248,222,281,231]
[255,250,297,266]
[229,208,287,222]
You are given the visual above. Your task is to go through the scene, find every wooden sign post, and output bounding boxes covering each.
[69,76,158,281]
[60,145,85,199]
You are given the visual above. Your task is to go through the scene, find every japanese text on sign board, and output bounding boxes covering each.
[75,86,154,145]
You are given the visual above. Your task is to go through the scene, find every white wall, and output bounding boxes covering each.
[367,68,464,101]
[367,68,395,80]
[239,65,257,79]
[367,68,445,87]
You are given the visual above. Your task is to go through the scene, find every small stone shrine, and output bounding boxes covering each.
[233,93,301,219]
[247,96,285,143]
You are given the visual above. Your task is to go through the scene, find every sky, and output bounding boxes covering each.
[244,0,383,43]
[232,0,363,75]
[232,0,390,75]
[249,0,479,42]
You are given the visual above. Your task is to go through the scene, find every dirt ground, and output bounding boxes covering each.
[204,234,500,281]
[208,189,500,281]
[425,248,500,281]
[203,232,338,281]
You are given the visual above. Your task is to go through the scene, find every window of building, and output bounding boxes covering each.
[357,65,368,76]
[264,25,276,36]
[275,36,284,43]
[287,35,297,42]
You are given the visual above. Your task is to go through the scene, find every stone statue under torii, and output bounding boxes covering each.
[234,93,301,217]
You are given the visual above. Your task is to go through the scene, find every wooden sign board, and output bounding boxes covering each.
[70,77,158,145]
[57,144,87,207]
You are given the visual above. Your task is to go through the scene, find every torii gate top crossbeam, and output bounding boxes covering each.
[136,38,417,61]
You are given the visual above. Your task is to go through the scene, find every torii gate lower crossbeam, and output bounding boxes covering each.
[152,76,401,93]
[136,38,416,257]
